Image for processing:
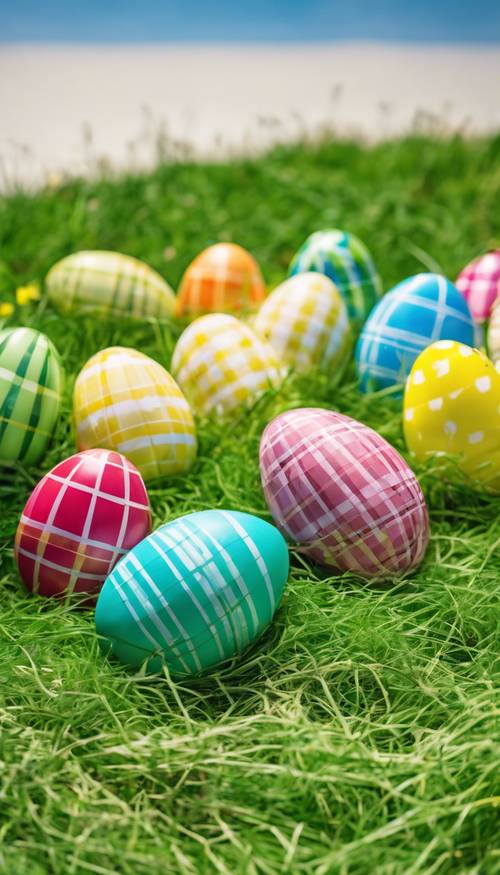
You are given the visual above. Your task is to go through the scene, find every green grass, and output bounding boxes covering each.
[1,135,499,874]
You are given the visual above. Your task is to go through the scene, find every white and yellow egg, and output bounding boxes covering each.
[171,314,283,416]
[253,272,351,373]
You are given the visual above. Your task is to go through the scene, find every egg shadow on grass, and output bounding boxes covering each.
[18,586,101,613]
[412,455,500,520]
[289,547,422,595]
[95,625,293,720]
[93,544,422,720]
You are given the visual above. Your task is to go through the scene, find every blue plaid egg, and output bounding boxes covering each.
[355,273,475,392]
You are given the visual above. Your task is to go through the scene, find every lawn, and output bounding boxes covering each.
[0,135,499,874]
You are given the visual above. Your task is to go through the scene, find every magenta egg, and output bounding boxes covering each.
[15,448,152,598]
[259,409,429,579]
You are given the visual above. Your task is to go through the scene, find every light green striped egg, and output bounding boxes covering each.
[0,327,64,467]
[95,509,289,676]
[46,250,176,320]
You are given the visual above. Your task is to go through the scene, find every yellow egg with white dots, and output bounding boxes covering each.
[403,340,500,492]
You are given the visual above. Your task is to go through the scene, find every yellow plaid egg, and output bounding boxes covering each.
[404,340,500,492]
[74,347,196,481]
[253,272,351,372]
[46,251,176,320]
[171,314,284,416]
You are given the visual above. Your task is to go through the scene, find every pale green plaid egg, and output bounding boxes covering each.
[46,250,176,320]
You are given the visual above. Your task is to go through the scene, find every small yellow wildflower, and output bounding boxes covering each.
[0,302,14,318]
[46,171,63,190]
[16,282,41,306]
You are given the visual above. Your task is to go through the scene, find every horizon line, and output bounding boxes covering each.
[2,37,500,48]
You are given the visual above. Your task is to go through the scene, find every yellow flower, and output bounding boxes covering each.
[0,302,14,317]
[16,282,40,306]
[46,171,63,190]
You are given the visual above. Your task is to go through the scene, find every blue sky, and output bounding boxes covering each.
[2,0,500,43]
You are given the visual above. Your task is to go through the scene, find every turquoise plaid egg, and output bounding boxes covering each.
[289,229,382,323]
[355,273,475,393]
[95,509,289,676]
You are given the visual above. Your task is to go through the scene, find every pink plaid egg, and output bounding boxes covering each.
[259,409,429,579]
[456,250,500,323]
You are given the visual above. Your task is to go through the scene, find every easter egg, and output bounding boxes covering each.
[356,273,475,393]
[15,449,152,598]
[46,250,176,320]
[403,340,500,492]
[171,314,283,416]
[74,347,196,481]
[260,408,429,579]
[0,327,63,467]
[253,272,351,373]
[488,296,500,364]
[176,243,266,318]
[95,509,289,675]
[288,229,382,323]
[455,250,500,323]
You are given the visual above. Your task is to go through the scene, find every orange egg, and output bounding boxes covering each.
[176,243,266,318]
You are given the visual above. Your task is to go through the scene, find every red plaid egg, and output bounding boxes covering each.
[15,449,152,598]
[260,409,429,579]
[456,250,500,323]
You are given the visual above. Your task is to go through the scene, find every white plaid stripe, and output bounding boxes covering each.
[219,510,276,614]
[153,530,233,656]
[31,454,87,593]
[107,451,132,568]
[17,547,106,581]
[127,551,202,671]
[110,559,193,674]
[46,474,149,510]
[0,367,60,400]
[65,449,108,595]
[18,516,131,554]
[189,518,259,638]
[152,531,229,658]
[173,520,254,645]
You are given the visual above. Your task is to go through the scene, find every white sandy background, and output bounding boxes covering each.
[1,42,500,187]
